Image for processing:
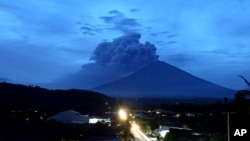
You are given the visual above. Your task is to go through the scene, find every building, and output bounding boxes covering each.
[47,110,89,124]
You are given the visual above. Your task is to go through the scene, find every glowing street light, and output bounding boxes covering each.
[119,109,128,121]
[156,111,161,128]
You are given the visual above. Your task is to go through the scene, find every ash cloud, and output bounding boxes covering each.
[89,32,159,70]
[49,33,159,89]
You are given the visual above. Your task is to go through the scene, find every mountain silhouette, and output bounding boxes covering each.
[0,82,112,115]
[93,61,235,98]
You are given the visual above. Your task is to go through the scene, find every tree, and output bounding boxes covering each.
[239,75,250,87]
[234,75,250,114]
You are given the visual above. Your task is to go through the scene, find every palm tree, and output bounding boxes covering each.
[235,75,250,114]
[238,75,250,88]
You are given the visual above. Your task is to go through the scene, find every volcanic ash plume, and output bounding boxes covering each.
[90,33,159,70]
[49,33,159,89]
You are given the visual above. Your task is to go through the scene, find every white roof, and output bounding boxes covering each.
[48,110,89,124]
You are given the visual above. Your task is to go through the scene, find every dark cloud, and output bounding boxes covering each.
[100,10,141,34]
[166,41,177,44]
[90,32,159,68]
[80,25,102,36]
[114,18,141,33]
[108,10,123,15]
[130,8,140,12]
[119,18,140,26]
[150,31,171,36]
[101,16,116,23]
[82,32,95,36]
[80,27,92,31]
[155,40,177,45]
[101,10,124,23]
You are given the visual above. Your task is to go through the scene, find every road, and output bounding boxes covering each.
[130,122,156,141]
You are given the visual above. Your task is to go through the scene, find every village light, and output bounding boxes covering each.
[119,108,127,121]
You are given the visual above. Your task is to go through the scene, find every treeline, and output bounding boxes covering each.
[0,82,113,116]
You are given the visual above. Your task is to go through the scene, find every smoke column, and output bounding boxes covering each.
[90,33,159,70]
[49,33,159,89]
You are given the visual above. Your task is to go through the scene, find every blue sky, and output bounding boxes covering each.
[0,0,249,90]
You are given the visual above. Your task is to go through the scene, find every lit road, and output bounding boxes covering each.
[130,122,156,141]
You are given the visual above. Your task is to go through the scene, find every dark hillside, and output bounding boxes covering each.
[0,82,112,115]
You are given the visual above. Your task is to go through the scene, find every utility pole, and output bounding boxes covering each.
[223,112,234,141]
[227,112,230,141]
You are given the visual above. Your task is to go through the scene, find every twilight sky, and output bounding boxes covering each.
[0,0,249,90]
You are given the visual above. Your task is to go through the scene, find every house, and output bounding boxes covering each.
[47,110,89,124]
[155,125,170,138]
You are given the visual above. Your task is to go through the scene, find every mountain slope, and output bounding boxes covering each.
[93,61,235,98]
[0,82,112,115]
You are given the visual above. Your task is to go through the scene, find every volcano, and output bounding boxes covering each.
[93,61,235,98]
